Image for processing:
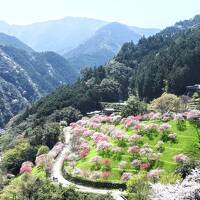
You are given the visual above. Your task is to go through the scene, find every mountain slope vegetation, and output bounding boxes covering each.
[0,43,77,127]
[0,32,34,53]
[12,15,200,129]
[116,15,200,100]
[0,15,200,200]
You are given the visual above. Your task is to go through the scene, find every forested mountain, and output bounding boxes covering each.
[65,22,141,70]
[0,32,34,53]
[115,15,200,100]
[0,44,77,127]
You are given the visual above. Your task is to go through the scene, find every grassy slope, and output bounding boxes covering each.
[75,120,199,182]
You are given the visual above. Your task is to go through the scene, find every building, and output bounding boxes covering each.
[186,84,200,95]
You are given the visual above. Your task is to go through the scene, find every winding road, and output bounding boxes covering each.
[51,127,125,200]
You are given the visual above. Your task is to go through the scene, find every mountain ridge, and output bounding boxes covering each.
[65,22,142,70]
[0,40,78,127]
[0,17,160,53]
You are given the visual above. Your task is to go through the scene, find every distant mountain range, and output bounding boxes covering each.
[0,17,160,70]
[0,18,107,53]
[65,22,142,70]
[0,17,159,53]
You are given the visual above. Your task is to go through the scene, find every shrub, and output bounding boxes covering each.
[192,92,199,99]
[37,145,50,156]
[127,173,150,200]
[2,140,36,174]
[176,119,187,131]
[121,96,147,117]
[160,172,182,184]
[149,93,180,113]
[48,106,82,124]
[175,160,199,178]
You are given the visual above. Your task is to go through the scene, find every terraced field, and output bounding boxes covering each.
[64,112,200,183]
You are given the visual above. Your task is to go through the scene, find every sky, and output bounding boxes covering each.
[0,0,200,28]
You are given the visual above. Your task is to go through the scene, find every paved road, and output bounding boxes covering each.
[51,127,125,200]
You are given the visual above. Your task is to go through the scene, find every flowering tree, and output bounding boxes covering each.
[48,142,64,158]
[147,169,164,182]
[140,163,150,171]
[150,168,200,200]
[79,149,89,158]
[173,154,189,164]
[128,146,140,154]
[92,132,108,144]
[96,141,112,153]
[112,131,127,147]
[131,159,141,169]
[20,161,33,173]
[35,154,53,174]
[101,171,111,180]
[128,134,142,144]
[121,172,132,181]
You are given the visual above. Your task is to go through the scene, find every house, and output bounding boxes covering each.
[186,84,200,95]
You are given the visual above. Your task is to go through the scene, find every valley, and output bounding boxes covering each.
[0,12,200,200]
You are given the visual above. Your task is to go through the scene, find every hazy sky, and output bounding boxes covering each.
[0,0,200,28]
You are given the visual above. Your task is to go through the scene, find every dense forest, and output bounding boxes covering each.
[116,27,200,100]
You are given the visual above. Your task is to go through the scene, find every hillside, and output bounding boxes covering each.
[0,45,77,127]
[65,22,141,71]
[0,32,34,53]
[7,15,200,123]
[11,15,200,129]
[115,15,200,100]
[0,14,200,200]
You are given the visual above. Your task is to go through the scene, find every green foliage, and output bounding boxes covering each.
[0,173,113,200]
[192,92,199,99]
[100,78,120,102]
[48,106,82,124]
[149,93,180,113]
[32,167,47,178]
[0,45,78,128]
[127,173,150,200]
[160,172,182,184]
[121,96,147,117]
[175,160,200,178]
[37,145,50,156]
[116,23,200,100]
[29,123,60,148]
[2,140,36,174]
